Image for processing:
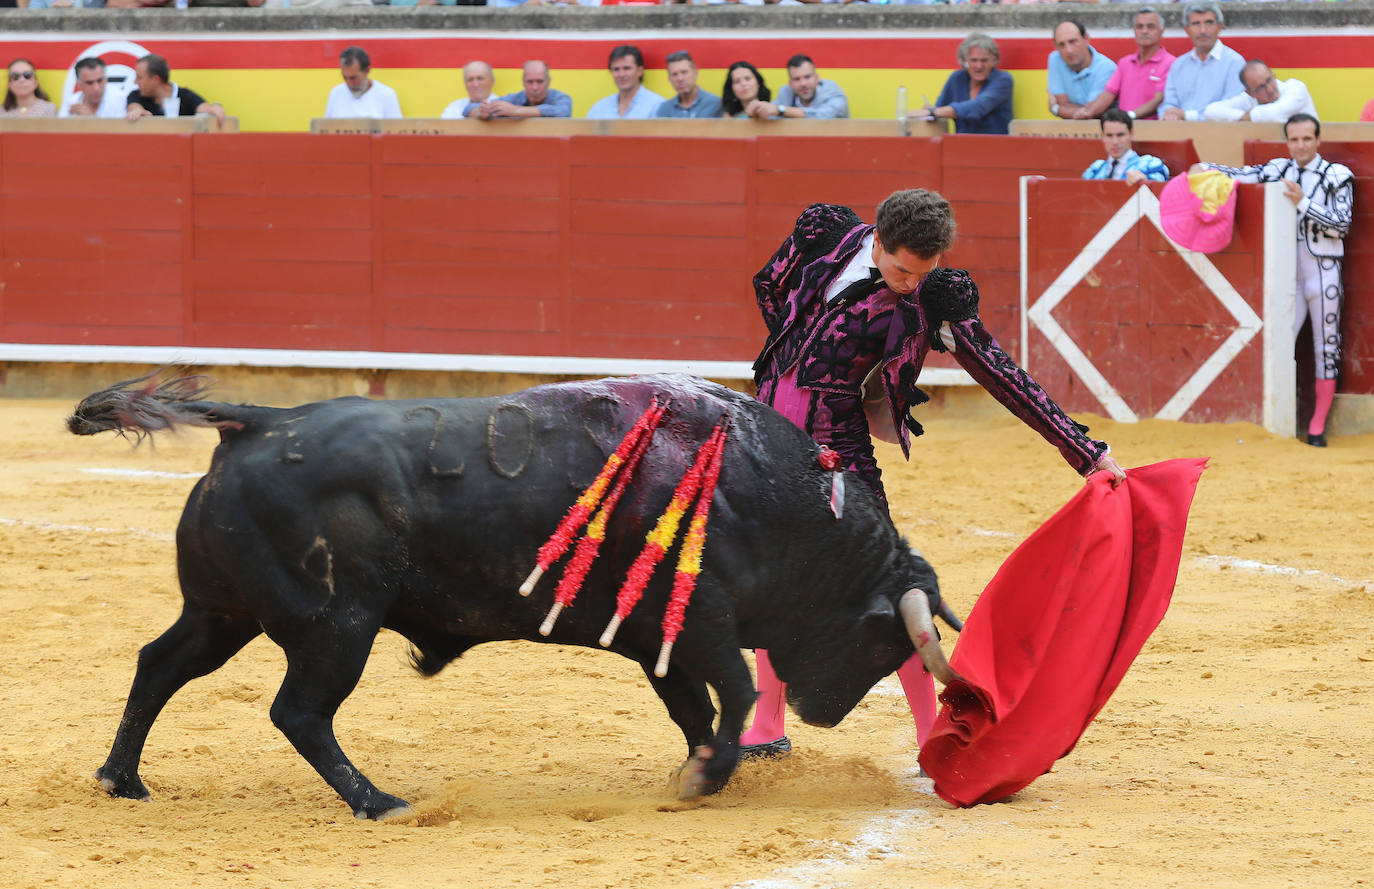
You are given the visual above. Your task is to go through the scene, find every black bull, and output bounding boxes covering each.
[68,373,960,820]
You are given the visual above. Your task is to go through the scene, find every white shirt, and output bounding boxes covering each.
[585,86,666,120]
[826,232,880,303]
[1202,77,1319,123]
[324,80,403,119]
[58,83,130,119]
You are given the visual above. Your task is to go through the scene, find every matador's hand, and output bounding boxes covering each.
[1087,453,1126,488]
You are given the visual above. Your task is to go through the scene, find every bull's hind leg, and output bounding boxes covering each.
[643,664,716,756]
[97,607,261,801]
[269,624,409,821]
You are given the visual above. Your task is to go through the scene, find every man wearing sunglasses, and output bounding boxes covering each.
[59,57,129,119]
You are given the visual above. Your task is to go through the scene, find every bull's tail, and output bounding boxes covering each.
[67,369,267,442]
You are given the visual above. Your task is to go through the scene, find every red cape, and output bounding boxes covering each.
[917,458,1206,807]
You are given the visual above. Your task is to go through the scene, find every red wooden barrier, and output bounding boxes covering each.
[0,132,1367,402]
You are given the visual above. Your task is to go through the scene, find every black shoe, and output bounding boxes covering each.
[1306,432,1328,448]
[738,736,792,762]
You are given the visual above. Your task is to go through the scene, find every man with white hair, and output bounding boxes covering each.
[441,61,497,120]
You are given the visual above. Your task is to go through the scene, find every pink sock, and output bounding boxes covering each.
[1310,379,1337,436]
[741,649,786,745]
[897,655,938,747]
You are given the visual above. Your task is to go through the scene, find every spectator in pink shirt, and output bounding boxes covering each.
[1076,8,1175,122]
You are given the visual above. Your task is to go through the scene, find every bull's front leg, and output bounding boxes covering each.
[268,624,410,821]
[660,649,756,801]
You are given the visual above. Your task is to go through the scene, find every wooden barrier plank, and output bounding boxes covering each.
[3,195,187,232]
[4,288,182,325]
[568,266,745,303]
[194,163,372,197]
[569,199,747,238]
[755,136,941,174]
[378,196,561,233]
[379,328,564,356]
[381,294,562,332]
[378,263,559,301]
[2,165,185,200]
[379,164,561,199]
[194,229,373,264]
[196,132,372,165]
[195,195,372,231]
[4,259,181,297]
[193,290,372,327]
[4,322,185,346]
[0,132,189,168]
[191,259,373,296]
[379,135,562,167]
[754,170,916,208]
[568,135,754,169]
[568,232,750,270]
[379,230,559,264]
[569,165,748,204]
[193,323,373,351]
[2,230,181,262]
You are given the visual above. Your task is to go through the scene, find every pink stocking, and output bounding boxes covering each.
[741,649,787,745]
[897,655,938,747]
[1310,378,1337,436]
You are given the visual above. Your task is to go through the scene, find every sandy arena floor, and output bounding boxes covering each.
[1,390,1371,889]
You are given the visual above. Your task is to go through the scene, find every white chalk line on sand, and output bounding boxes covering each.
[0,516,174,543]
[79,467,204,480]
[1192,554,1370,588]
[730,765,936,889]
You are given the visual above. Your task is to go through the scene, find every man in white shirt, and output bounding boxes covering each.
[440,61,496,120]
[324,46,403,120]
[585,45,665,120]
[59,57,128,119]
[1203,60,1318,123]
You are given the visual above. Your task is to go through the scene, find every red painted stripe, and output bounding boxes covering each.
[4,33,1370,71]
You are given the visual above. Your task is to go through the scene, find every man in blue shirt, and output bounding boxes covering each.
[747,54,849,120]
[653,51,722,119]
[586,45,665,121]
[1160,1,1245,121]
[466,60,572,119]
[1082,109,1170,184]
[1048,20,1117,119]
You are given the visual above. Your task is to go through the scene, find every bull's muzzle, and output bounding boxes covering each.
[899,590,963,686]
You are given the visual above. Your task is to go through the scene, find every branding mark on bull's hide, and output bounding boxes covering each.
[488,402,534,479]
[303,537,335,597]
[571,394,623,489]
[403,405,464,478]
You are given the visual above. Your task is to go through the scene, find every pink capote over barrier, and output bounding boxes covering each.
[917,458,1207,807]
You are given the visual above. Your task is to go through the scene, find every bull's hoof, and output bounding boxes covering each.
[94,767,150,802]
[670,746,729,801]
[353,793,412,821]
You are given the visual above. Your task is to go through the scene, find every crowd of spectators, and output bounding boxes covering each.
[4,6,1363,128]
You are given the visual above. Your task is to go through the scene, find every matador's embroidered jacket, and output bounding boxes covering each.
[751,203,1108,476]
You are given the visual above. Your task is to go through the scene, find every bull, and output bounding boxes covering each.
[68,372,961,820]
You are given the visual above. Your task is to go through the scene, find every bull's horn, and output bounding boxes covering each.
[899,590,962,686]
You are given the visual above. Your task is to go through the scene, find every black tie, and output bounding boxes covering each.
[1108,158,1120,179]
[833,267,884,304]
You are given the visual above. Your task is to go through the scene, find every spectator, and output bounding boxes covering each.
[1082,109,1169,184]
[749,54,849,120]
[25,0,107,7]
[653,51,722,119]
[586,46,665,120]
[469,61,572,119]
[1160,2,1245,121]
[1047,21,1116,119]
[926,33,1014,135]
[2,58,56,117]
[721,61,770,120]
[58,57,127,118]
[440,61,496,119]
[125,54,227,129]
[324,47,402,119]
[1203,60,1318,123]
[1076,8,1174,122]
[1194,114,1352,447]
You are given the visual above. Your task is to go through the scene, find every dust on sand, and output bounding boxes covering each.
[1,395,1371,889]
